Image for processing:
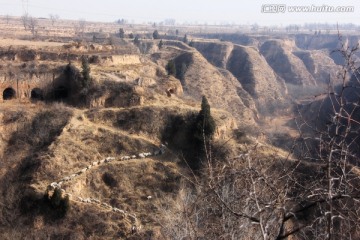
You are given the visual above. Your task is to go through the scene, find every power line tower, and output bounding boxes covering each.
[22,0,29,14]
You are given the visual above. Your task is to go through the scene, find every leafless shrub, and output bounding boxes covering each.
[28,16,38,37]
[74,19,86,37]
[21,13,29,30]
[159,183,200,239]
[20,14,39,37]
[49,14,60,25]
[292,30,360,239]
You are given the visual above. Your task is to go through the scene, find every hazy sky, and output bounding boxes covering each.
[0,0,359,25]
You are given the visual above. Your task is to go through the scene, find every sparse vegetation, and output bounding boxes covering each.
[21,13,29,30]
[183,34,188,44]
[1,12,360,240]
[166,60,176,76]
[50,187,62,207]
[189,96,216,170]
[28,16,38,37]
[158,39,163,49]
[194,96,216,142]
[7,105,72,151]
[44,187,71,218]
[49,14,60,26]
[81,56,91,89]
[74,18,86,37]
[20,14,38,37]
[133,35,140,45]
[178,62,187,83]
[152,30,160,39]
[119,28,125,38]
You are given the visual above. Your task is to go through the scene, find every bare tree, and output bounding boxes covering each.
[20,14,38,37]
[28,16,38,37]
[292,32,360,239]
[164,18,176,26]
[21,13,29,30]
[49,14,60,26]
[74,19,87,37]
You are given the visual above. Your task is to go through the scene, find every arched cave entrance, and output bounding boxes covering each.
[54,86,68,100]
[31,88,44,101]
[3,88,16,100]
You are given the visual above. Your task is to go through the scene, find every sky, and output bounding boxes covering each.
[0,0,359,26]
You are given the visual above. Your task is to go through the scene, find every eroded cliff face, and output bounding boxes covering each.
[172,50,256,125]
[0,36,347,122]
[192,35,350,92]
[3,35,347,131]
[259,38,343,88]
[191,41,288,114]
[189,40,233,68]
[260,39,316,86]
[293,50,342,85]
[294,34,360,51]
[0,65,63,101]
[227,45,288,113]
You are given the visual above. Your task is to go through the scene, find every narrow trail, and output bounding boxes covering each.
[47,109,168,229]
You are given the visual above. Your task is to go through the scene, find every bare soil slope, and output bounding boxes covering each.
[260,39,316,86]
[192,40,288,114]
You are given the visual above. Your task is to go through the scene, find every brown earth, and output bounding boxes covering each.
[0,15,359,239]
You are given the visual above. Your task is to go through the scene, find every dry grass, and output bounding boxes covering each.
[0,89,246,238]
[0,38,64,47]
[0,101,187,239]
[0,15,336,239]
